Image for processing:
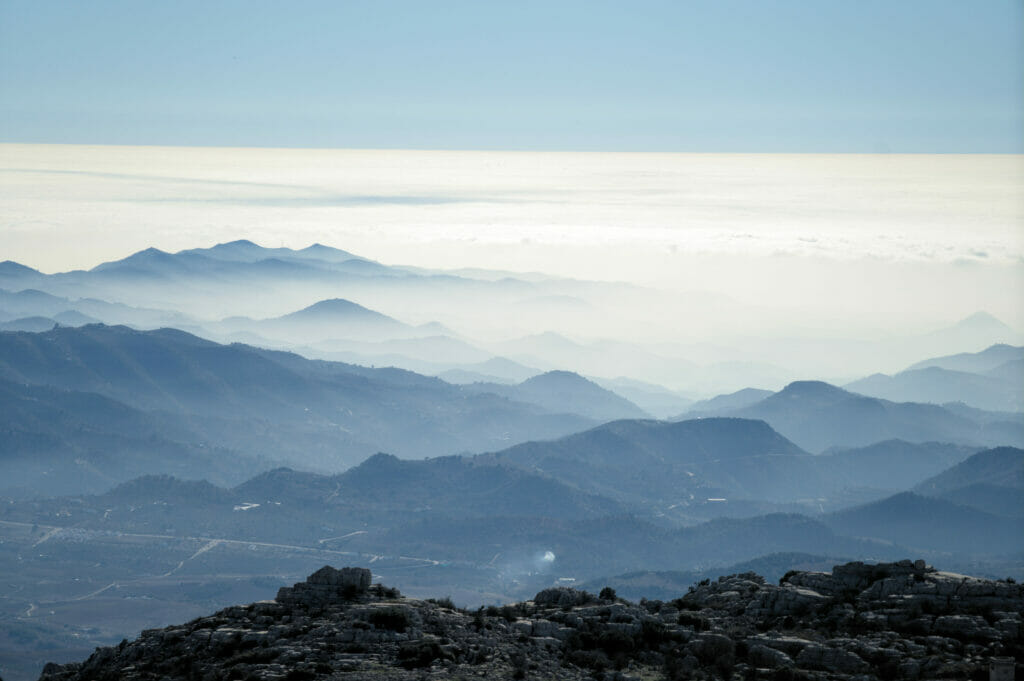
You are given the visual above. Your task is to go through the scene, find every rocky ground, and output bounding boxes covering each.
[37,561,1023,680]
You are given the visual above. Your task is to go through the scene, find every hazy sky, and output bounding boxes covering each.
[1,1,1021,152]
[3,145,1022,332]
[1,4,1022,337]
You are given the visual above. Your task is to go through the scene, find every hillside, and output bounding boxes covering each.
[913,446,1024,494]
[725,380,1022,452]
[683,387,773,416]
[0,324,594,475]
[824,491,1020,554]
[6,455,624,545]
[0,286,193,329]
[908,342,1024,374]
[576,552,848,601]
[823,440,977,492]
[934,483,1024,518]
[0,378,266,498]
[217,297,419,344]
[464,370,649,422]
[480,417,816,505]
[846,364,1023,412]
[35,562,1024,681]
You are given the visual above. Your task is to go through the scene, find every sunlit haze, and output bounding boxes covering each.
[3,144,1022,338]
[1,5,1023,678]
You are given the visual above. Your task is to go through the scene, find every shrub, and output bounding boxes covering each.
[371,584,401,599]
[510,650,529,679]
[677,612,707,631]
[566,648,610,673]
[639,619,668,647]
[397,640,444,669]
[599,586,618,601]
[428,596,456,610]
[368,607,411,632]
[640,598,663,614]
[283,670,316,681]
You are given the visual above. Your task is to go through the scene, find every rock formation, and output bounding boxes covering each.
[38,560,1023,680]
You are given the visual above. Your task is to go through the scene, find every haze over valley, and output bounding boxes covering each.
[2,1,1022,678]
[0,236,1021,680]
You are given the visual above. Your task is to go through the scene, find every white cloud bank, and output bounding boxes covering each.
[2,144,1022,331]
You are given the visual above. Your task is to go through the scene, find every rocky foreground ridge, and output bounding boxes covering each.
[39,561,1022,680]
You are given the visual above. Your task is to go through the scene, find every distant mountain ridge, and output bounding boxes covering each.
[480,417,814,505]
[0,324,595,484]
[824,490,1020,554]
[845,343,1024,412]
[181,239,357,264]
[684,387,772,416]
[463,370,649,422]
[705,379,1023,452]
[908,342,1024,373]
[214,297,420,344]
[914,446,1024,494]
[0,377,266,498]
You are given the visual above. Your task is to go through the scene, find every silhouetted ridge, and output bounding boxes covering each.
[464,369,648,421]
[915,446,1024,494]
[36,561,1024,681]
[283,297,393,320]
[0,323,593,473]
[775,380,853,401]
[825,490,1020,553]
[105,475,233,504]
[0,260,41,276]
[343,452,410,482]
[520,369,584,385]
[483,416,811,504]
[720,378,1019,452]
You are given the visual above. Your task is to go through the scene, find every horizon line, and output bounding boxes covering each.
[2,141,1022,156]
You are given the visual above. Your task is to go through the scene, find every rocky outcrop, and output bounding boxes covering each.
[38,560,1023,680]
[275,566,372,608]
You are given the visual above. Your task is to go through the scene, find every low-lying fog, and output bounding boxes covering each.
[2,144,1021,388]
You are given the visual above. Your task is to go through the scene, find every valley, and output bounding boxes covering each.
[0,241,1021,681]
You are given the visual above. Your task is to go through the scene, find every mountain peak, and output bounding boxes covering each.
[302,298,371,313]
[512,370,649,420]
[776,380,849,399]
[931,310,1018,344]
[522,369,585,385]
[298,242,357,261]
[282,298,395,323]
[135,247,169,257]
[91,247,175,272]
[0,260,41,276]
[956,310,1009,328]
[360,452,402,467]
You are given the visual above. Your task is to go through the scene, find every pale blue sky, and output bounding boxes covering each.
[1,0,1021,151]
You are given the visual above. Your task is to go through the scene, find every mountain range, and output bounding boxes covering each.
[2,240,1023,681]
[3,241,1021,390]
[0,324,595,493]
[461,370,650,422]
[845,344,1023,412]
[694,379,1023,452]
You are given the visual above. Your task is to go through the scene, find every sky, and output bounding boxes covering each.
[1,0,1022,152]
[3,145,1023,333]
[1,2,1022,339]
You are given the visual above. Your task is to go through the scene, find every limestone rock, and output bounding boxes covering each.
[36,561,1024,681]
